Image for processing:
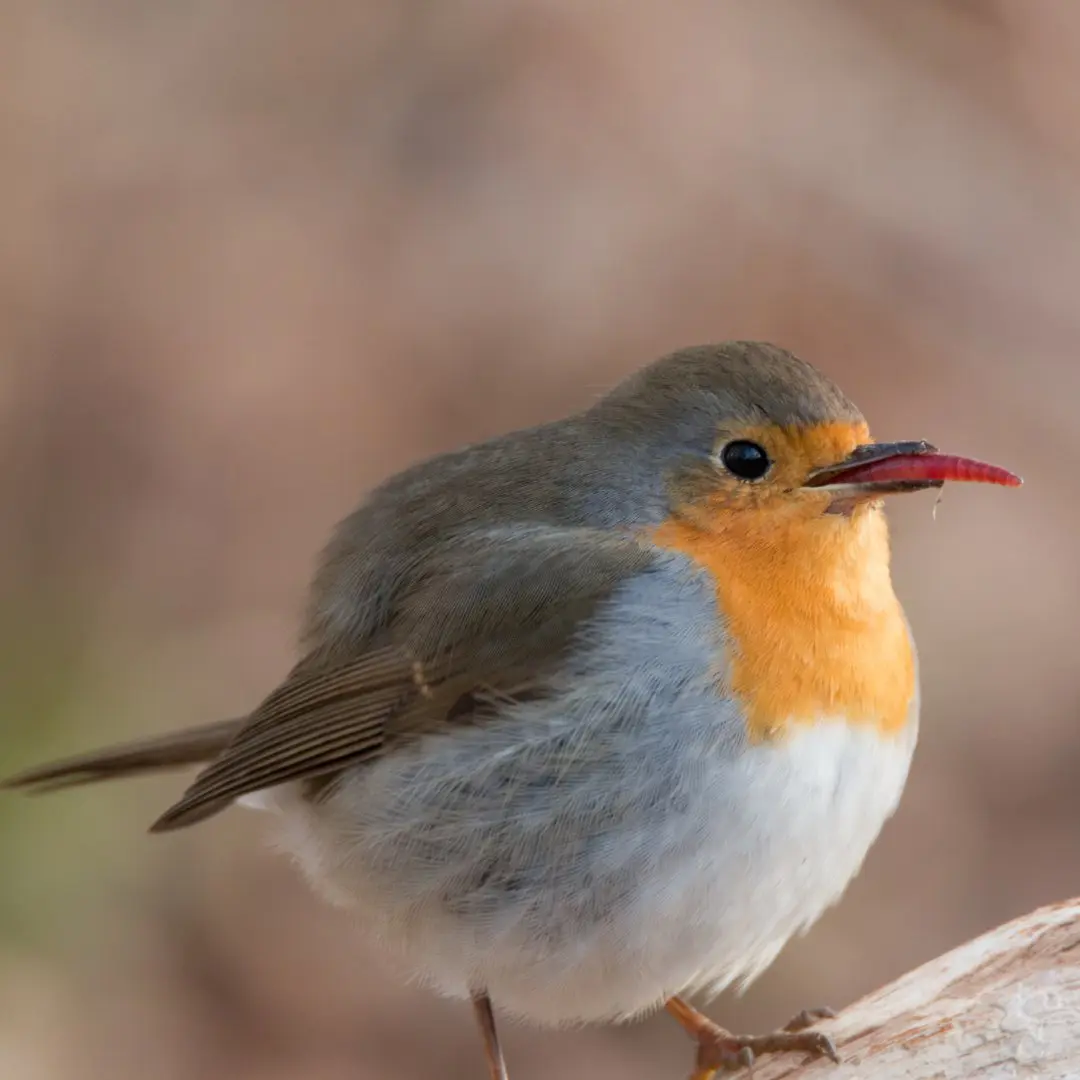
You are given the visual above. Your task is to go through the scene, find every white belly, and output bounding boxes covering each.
[252,714,916,1026]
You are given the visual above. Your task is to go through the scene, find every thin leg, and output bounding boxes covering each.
[472,991,509,1080]
[666,997,752,1079]
[666,996,839,1078]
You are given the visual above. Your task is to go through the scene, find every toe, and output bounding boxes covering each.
[801,1030,840,1064]
[784,1006,837,1032]
[694,1036,755,1075]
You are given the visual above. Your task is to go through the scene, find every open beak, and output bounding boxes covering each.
[804,440,1022,504]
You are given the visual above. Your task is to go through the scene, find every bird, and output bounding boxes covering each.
[3,342,1022,1080]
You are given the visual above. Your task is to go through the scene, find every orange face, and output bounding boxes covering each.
[678,420,874,524]
[653,421,916,743]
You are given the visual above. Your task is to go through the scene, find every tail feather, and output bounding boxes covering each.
[1,718,243,794]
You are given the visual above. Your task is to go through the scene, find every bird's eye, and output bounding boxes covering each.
[720,440,771,481]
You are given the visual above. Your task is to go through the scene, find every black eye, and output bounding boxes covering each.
[720,440,771,481]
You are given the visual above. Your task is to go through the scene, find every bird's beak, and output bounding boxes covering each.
[803,440,1022,503]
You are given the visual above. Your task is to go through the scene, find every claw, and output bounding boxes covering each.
[784,1006,838,1033]
[699,1029,839,1073]
[809,1031,841,1064]
[669,995,841,1077]
[692,1039,754,1077]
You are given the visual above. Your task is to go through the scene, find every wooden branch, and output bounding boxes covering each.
[748,898,1080,1079]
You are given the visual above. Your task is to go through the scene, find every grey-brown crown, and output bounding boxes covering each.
[593,342,864,434]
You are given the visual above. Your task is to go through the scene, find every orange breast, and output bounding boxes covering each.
[652,508,915,741]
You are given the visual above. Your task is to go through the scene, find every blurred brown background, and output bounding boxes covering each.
[1,2,1078,1078]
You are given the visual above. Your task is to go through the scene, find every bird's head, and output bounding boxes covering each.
[593,342,1020,537]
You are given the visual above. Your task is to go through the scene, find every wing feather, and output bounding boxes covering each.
[149,529,655,832]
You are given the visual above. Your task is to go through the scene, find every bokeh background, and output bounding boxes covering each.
[1,2,1078,1078]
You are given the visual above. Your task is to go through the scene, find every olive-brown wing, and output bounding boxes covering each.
[150,527,655,832]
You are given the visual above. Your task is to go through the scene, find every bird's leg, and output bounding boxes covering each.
[472,991,509,1080]
[665,997,753,1078]
[665,996,839,1078]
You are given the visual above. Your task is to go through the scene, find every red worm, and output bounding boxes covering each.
[830,453,1022,487]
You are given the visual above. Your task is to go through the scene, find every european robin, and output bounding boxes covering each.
[4,343,1021,1080]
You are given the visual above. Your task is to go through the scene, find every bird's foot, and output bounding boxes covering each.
[667,997,839,1079]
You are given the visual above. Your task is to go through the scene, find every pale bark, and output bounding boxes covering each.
[749,898,1080,1079]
